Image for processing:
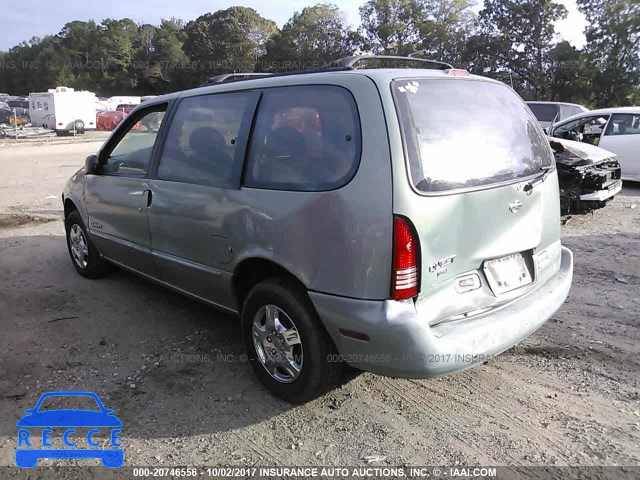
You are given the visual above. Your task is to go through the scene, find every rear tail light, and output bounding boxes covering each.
[391,216,419,300]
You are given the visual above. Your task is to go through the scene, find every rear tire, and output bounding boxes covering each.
[241,278,342,404]
[65,210,111,279]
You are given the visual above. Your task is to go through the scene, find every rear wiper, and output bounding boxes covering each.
[523,165,554,193]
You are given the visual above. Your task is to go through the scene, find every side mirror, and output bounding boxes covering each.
[543,127,549,135]
[85,154,101,175]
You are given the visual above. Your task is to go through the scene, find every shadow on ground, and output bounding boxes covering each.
[0,235,297,440]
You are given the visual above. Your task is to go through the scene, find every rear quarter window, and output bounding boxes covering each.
[394,79,552,193]
[244,85,361,191]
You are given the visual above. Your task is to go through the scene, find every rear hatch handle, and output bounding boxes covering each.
[523,165,554,194]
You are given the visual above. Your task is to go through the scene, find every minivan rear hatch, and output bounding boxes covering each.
[391,77,562,324]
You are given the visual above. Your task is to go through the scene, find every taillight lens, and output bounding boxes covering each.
[391,216,419,300]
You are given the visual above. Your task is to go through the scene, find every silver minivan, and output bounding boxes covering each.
[63,56,574,403]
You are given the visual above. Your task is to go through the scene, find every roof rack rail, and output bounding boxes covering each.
[200,73,273,86]
[326,55,453,71]
[198,67,353,87]
[196,55,454,88]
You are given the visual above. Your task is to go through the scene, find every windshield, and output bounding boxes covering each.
[528,103,560,122]
[393,79,553,193]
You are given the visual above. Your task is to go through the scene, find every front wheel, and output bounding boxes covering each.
[241,278,342,404]
[65,210,111,278]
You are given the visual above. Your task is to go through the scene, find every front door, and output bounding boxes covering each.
[85,104,167,276]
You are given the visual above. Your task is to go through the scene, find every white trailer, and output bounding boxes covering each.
[29,87,97,135]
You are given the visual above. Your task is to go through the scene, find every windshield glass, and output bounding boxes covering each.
[393,79,552,192]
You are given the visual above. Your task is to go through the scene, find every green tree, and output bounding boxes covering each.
[478,0,568,99]
[461,33,509,78]
[547,41,593,105]
[98,18,140,93]
[260,3,358,71]
[58,21,104,88]
[416,0,476,65]
[183,7,277,77]
[150,18,191,91]
[577,0,640,106]
[359,0,423,54]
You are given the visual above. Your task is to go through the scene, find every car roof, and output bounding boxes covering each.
[554,106,640,126]
[141,68,501,108]
[577,106,640,115]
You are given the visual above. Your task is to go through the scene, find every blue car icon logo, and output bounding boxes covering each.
[16,391,123,468]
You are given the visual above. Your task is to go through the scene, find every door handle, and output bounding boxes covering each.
[140,190,152,213]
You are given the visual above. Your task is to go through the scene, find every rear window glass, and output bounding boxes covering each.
[393,79,552,193]
[244,85,361,191]
[527,103,560,122]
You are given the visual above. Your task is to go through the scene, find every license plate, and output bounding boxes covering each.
[483,253,533,295]
[608,180,623,196]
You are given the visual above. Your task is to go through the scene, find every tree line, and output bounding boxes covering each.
[0,0,637,107]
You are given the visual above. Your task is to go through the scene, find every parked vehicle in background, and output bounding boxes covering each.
[7,98,30,120]
[526,101,589,128]
[0,102,11,123]
[96,111,127,131]
[0,102,29,126]
[62,56,573,403]
[549,107,640,182]
[115,104,136,114]
[29,87,97,135]
[549,138,622,214]
[104,96,141,111]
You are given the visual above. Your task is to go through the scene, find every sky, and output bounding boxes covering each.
[0,0,587,51]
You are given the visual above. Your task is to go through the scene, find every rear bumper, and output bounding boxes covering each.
[310,246,573,378]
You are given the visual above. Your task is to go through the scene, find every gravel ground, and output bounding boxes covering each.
[0,141,638,472]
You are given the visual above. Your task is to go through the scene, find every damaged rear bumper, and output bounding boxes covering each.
[311,247,573,378]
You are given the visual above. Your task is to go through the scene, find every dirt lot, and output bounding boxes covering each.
[0,140,638,471]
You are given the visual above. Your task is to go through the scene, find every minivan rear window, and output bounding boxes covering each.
[528,103,560,122]
[393,79,552,193]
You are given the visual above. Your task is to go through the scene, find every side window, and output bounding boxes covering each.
[103,105,166,176]
[605,113,640,136]
[244,85,361,191]
[560,105,579,120]
[157,92,255,187]
[553,115,609,144]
